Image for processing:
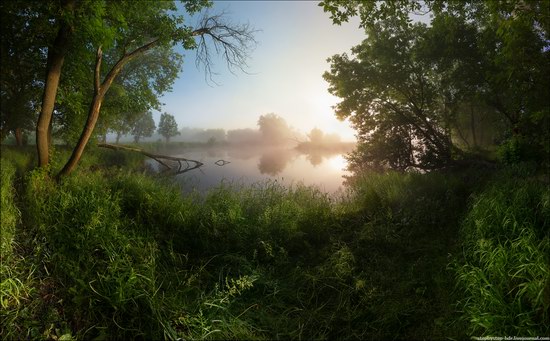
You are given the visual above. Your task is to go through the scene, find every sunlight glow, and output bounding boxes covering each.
[328,154,349,171]
[307,86,356,142]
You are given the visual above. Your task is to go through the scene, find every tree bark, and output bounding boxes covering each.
[47,118,53,148]
[57,93,103,177]
[14,128,23,147]
[36,0,75,167]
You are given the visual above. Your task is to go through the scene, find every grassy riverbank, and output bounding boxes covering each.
[1,146,548,339]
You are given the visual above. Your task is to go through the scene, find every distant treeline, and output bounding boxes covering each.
[102,113,348,146]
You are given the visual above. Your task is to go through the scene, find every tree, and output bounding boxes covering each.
[132,112,156,144]
[325,20,459,170]
[322,0,550,169]
[258,149,294,175]
[8,0,256,177]
[257,113,293,145]
[35,0,77,166]
[158,113,180,143]
[308,128,324,145]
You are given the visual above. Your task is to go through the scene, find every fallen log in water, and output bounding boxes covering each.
[97,143,208,174]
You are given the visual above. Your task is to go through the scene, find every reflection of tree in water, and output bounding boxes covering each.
[258,149,295,175]
[228,147,258,160]
[307,152,324,167]
[207,148,224,158]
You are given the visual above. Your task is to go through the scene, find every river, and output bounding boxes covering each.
[155,145,353,194]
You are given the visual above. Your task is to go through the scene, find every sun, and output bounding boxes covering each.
[307,86,356,142]
[328,154,349,171]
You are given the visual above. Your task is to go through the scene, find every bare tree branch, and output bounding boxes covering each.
[98,143,231,174]
[98,143,204,173]
[192,10,258,84]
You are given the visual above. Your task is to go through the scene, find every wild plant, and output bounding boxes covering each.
[456,173,550,336]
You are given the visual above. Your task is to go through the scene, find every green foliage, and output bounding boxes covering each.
[24,171,162,339]
[497,135,530,164]
[0,146,35,175]
[158,112,180,143]
[0,0,46,139]
[3,0,256,171]
[324,21,458,170]
[455,171,550,336]
[323,0,550,170]
[131,111,156,143]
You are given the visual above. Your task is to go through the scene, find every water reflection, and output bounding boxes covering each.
[227,148,257,160]
[164,146,352,193]
[306,152,323,167]
[207,148,224,158]
[258,149,296,175]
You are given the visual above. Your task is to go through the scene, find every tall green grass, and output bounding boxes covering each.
[1,161,19,259]
[1,159,36,340]
[10,164,476,339]
[0,146,35,175]
[455,167,550,336]
[4,147,546,339]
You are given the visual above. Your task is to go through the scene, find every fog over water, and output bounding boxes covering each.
[152,145,353,194]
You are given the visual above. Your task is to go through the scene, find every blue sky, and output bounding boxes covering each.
[156,1,365,141]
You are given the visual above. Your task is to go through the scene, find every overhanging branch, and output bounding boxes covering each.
[192,10,258,83]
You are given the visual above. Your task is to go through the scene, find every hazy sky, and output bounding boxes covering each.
[156,1,365,141]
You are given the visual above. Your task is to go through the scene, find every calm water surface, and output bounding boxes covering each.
[162,146,352,194]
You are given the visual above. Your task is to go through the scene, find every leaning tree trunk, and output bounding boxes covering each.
[58,47,108,178]
[57,39,160,178]
[36,0,75,167]
[58,94,103,177]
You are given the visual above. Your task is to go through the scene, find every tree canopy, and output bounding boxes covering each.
[158,112,180,143]
[132,111,156,144]
[257,113,295,145]
[321,0,550,171]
